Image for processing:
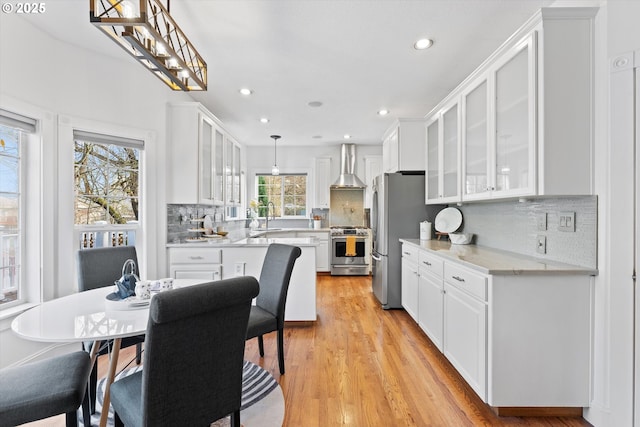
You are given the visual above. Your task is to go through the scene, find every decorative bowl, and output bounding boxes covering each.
[449,232,474,245]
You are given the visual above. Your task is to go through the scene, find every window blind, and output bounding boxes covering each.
[73,129,144,149]
[0,109,37,133]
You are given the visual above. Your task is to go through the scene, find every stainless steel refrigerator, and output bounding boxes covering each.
[371,172,441,309]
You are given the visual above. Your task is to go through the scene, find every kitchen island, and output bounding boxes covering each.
[399,238,596,416]
[167,234,318,321]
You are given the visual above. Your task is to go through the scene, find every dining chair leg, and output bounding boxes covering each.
[88,361,98,414]
[136,342,142,364]
[277,328,285,375]
[114,411,124,427]
[230,409,240,427]
[81,389,91,427]
[258,335,265,357]
[65,411,78,427]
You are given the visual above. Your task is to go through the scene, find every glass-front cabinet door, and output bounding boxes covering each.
[441,101,460,201]
[212,127,224,205]
[462,78,489,200]
[492,34,536,197]
[425,118,439,202]
[199,114,214,203]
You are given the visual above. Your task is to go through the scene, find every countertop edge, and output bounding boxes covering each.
[400,238,598,276]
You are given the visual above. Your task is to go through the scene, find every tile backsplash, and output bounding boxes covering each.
[455,196,597,269]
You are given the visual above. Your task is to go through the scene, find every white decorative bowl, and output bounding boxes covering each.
[449,232,474,245]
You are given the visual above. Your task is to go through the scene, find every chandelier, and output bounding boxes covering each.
[89,0,207,91]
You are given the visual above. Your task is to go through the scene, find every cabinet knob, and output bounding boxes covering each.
[452,275,465,282]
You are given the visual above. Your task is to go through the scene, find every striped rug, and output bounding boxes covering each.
[83,361,284,427]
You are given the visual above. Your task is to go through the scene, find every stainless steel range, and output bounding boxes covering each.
[330,226,370,276]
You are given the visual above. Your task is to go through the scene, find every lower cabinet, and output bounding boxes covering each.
[443,282,487,401]
[401,244,419,320]
[297,231,329,272]
[168,247,222,280]
[400,240,592,409]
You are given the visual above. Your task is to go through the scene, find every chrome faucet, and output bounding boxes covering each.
[266,201,275,230]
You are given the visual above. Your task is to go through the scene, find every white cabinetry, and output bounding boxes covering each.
[314,157,332,208]
[382,119,426,173]
[426,8,596,204]
[417,251,444,351]
[364,155,382,208]
[168,247,222,280]
[400,239,592,410]
[442,263,488,401]
[401,243,419,320]
[224,136,243,219]
[297,231,330,272]
[167,103,224,205]
[425,102,461,203]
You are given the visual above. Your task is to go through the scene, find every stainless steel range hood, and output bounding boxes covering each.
[331,144,367,188]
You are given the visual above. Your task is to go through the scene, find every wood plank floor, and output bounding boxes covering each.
[25,274,592,426]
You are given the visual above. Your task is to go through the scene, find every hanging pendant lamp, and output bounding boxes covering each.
[270,135,281,176]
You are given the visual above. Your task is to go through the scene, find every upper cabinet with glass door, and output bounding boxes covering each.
[224,136,243,219]
[425,100,461,204]
[167,102,224,206]
[428,7,597,204]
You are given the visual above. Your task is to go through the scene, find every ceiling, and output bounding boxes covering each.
[34,0,553,146]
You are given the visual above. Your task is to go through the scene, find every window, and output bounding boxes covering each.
[0,110,36,307]
[74,130,143,249]
[255,174,307,218]
[74,131,142,225]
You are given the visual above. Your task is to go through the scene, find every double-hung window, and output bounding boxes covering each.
[255,174,307,218]
[0,110,37,308]
[73,130,143,249]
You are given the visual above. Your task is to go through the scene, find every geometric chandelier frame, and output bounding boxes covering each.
[90,0,207,91]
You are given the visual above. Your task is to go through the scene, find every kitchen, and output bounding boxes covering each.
[0,1,639,426]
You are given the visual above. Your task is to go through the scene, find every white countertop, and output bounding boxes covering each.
[167,234,321,248]
[400,239,597,276]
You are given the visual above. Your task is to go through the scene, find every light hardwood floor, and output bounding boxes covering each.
[25,274,592,426]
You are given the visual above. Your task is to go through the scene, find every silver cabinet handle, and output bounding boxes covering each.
[423,261,432,266]
[452,275,465,282]
[189,256,204,260]
[403,251,411,256]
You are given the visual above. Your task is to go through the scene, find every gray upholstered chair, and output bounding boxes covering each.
[110,276,259,427]
[0,351,92,427]
[246,243,302,375]
[77,246,145,415]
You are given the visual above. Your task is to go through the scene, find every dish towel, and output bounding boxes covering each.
[345,236,356,257]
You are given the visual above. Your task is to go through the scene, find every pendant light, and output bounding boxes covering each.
[270,135,281,176]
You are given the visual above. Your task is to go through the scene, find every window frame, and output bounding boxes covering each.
[254,172,309,219]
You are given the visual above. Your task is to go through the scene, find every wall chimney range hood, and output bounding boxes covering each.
[331,144,367,188]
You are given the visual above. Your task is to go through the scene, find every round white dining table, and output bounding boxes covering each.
[11,279,207,427]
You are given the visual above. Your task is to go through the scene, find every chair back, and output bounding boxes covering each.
[77,246,138,291]
[142,276,259,426]
[256,244,302,326]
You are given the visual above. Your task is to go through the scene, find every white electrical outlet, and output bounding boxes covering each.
[558,211,576,232]
[234,262,245,276]
[536,212,547,231]
[536,235,547,254]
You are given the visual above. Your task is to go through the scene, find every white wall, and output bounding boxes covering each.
[0,13,193,366]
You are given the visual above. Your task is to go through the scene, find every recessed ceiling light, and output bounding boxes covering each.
[312,135,323,139]
[414,38,434,50]
[260,117,269,124]
[308,101,323,107]
[239,88,252,96]
[344,134,352,140]
[378,109,389,116]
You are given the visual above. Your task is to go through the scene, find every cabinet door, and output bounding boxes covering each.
[444,282,487,400]
[383,129,399,173]
[199,114,214,203]
[224,137,234,205]
[316,239,329,272]
[426,118,440,202]
[213,127,225,205]
[493,34,536,197]
[418,271,444,351]
[401,259,419,321]
[314,157,332,208]
[441,102,460,200]
[233,142,241,205]
[462,78,490,200]
[364,156,382,208]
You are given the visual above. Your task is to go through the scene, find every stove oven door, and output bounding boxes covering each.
[331,236,368,275]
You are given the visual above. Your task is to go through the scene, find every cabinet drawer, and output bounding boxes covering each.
[170,248,222,264]
[419,251,443,278]
[298,231,329,241]
[444,263,487,301]
[401,244,419,263]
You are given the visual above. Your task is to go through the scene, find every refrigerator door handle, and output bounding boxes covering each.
[371,252,382,262]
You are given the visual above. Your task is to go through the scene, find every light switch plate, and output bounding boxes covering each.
[536,212,547,231]
[558,211,576,232]
[536,235,547,254]
[234,262,245,276]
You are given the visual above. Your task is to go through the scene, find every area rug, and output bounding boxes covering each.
[80,361,284,427]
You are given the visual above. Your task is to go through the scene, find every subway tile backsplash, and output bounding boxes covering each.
[456,196,597,269]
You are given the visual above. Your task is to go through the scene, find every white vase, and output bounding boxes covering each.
[250,218,260,230]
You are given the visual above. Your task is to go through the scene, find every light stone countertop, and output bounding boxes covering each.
[400,239,598,276]
[167,229,324,248]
